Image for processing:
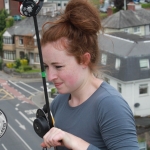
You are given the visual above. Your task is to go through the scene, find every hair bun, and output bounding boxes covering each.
[61,0,101,34]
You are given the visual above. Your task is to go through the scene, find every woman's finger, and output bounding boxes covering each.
[40,142,51,148]
[40,142,46,147]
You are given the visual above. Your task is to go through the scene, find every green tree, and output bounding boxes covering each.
[0,9,12,57]
[0,29,6,56]
[0,13,6,31]
[89,0,100,9]
[0,9,8,31]
[114,0,133,10]
[6,17,14,28]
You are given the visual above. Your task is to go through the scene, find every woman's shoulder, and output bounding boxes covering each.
[96,81,123,100]
[94,82,130,109]
[95,82,132,114]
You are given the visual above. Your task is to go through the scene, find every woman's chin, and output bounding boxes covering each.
[57,90,69,94]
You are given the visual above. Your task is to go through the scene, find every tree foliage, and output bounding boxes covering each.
[0,9,14,56]
[0,9,8,31]
[114,0,133,10]
[6,17,14,28]
[89,0,100,8]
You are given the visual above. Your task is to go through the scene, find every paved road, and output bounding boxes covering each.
[0,71,54,150]
[0,99,43,150]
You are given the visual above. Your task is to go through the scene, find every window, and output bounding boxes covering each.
[3,37,13,44]
[20,51,25,59]
[64,3,67,6]
[134,27,140,33]
[139,142,147,150]
[115,58,121,70]
[57,3,61,6]
[104,77,110,84]
[117,83,122,93]
[139,84,148,95]
[4,51,16,60]
[124,28,129,33]
[35,54,40,63]
[139,59,149,69]
[101,54,107,65]
[19,37,23,45]
[34,39,37,46]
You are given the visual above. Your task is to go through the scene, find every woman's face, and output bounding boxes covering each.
[42,41,85,94]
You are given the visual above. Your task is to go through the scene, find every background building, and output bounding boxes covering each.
[99,32,150,117]
[0,0,20,15]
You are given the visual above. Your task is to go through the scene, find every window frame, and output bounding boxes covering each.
[3,51,16,60]
[117,83,122,93]
[19,37,24,45]
[115,58,121,70]
[139,84,148,95]
[35,53,40,63]
[124,28,129,33]
[133,26,140,33]
[57,3,61,6]
[3,36,13,44]
[101,53,107,65]
[139,59,149,70]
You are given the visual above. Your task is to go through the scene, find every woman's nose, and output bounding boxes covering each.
[47,68,57,82]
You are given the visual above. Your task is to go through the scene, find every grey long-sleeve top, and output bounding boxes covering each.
[51,82,139,150]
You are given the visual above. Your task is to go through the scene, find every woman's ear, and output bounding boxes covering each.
[81,53,91,67]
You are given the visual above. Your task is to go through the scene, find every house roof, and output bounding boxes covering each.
[99,32,150,57]
[102,8,150,29]
[135,116,150,135]
[98,32,150,81]
[4,15,57,36]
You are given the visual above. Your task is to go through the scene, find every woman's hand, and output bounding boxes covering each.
[41,127,71,148]
[40,127,90,150]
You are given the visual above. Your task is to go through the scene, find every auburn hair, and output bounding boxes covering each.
[41,0,102,73]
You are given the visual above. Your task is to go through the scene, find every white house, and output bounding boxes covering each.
[99,32,150,117]
[45,0,69,11]
[38,2,58,17]
[102,3,150,36]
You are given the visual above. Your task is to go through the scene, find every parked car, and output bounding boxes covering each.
[133,0,140,3]
[13,15,22,21]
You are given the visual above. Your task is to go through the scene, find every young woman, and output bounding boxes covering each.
[40,0,139,149]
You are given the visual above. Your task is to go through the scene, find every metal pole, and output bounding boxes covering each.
[33,15,54,129]
[124,0,126,10]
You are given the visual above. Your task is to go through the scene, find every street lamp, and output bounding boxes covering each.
[124,0,127,10]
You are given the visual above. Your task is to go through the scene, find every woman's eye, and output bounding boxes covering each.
[56,66,62,69]
[43,64,48,69]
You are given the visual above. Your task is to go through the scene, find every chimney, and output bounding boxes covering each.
[127,2,135,11]
[107,7,113,16]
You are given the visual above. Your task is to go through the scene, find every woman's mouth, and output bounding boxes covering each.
[54,83,62,88]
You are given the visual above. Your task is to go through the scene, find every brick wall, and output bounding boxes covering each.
[0,0,5,10]
[9,0,20,16]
